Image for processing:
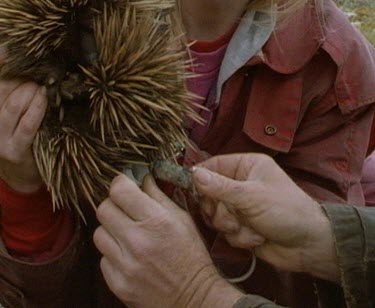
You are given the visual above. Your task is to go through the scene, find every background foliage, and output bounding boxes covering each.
[337,0,375,45]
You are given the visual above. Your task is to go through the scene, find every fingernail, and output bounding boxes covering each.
[225,221,241,233]
[249,234,266,246]
[193,167,212,186]
[40,86,47,96]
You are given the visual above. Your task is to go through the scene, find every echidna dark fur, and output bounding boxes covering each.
[0,0,202,221]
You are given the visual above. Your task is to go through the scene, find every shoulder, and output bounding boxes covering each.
[318,0,375,113]
[261,0,375,113]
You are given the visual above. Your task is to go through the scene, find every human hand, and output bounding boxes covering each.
[94,175,243,308]
[193,154,339,282]
[0,80,47,193]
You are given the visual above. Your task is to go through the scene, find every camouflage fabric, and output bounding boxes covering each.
[234,204,375,308]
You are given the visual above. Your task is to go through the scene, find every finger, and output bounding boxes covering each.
[225,226,265,250]
[201,197,216,218]
[196,154,255,180]
[197,153,276,182]
[96,198,134,241]
[94,224,136,277]
[142,175,179,211]
[13,86,47,148]
[252,243,293,272]
[201,210,214,229]
[94,226,124,261]
[0,82,38,136]
[109,174,161,221]
[0,80,21,109]
[193,167,254,206]
[211,202,241,234]
[100,257,128,300]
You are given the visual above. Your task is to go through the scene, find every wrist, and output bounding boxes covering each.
[179,265,243,308]
[301,204,340,282]
[1,176,44,193]
[0,167,43,194]
[198,277,243,308]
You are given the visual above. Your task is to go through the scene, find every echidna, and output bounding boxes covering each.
[0,0,201,221]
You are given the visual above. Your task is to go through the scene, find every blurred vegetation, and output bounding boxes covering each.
[337,0,375,45]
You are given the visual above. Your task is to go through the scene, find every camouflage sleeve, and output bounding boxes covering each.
[318,204,375,307]
[233,294,289,308]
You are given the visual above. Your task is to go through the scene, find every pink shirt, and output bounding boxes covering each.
[186,26,237,145]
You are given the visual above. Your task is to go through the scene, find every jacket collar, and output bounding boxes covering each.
[215,0,324,105]
[215,9,274,105]
[258,0,325,74]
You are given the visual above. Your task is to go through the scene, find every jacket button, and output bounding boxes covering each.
[264,125,277,136]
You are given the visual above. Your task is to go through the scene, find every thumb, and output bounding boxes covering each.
[192,167,250,205]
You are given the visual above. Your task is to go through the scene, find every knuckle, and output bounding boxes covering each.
[256,153,274,165]
[5,96,25,115]
[202,200,215,217]
[130,235,153,258]
[18,119,36,136]
[96,199,111,221]
[112,284,126,298]
[132,242,150,258]
[226,236,238,248]
[4,83,38,115]
[118,288,135,304]
[126,262,143,279]
[109,175,127,200]
[93,228,104,248]
[226,235,243,249]
[32,91,47,109]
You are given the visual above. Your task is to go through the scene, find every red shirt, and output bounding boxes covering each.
[0,180,73,261]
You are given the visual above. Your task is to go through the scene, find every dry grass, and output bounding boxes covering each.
[337,0,375,45]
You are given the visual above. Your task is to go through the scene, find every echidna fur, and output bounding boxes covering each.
[0,0,201,221]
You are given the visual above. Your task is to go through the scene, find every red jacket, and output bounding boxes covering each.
[0,0,374,307]
[184,0,375,307]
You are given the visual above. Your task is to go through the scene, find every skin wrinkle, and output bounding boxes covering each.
[18,90,45,139]
[6,83,38,136]
[0,82,21,120]
[176,263,217,308]
[196,274,231,308]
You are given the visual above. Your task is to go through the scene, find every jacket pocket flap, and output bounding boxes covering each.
[243,70,302,153]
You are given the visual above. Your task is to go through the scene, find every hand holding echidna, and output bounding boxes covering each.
[0,0,202,220]
[0,77,47,193]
